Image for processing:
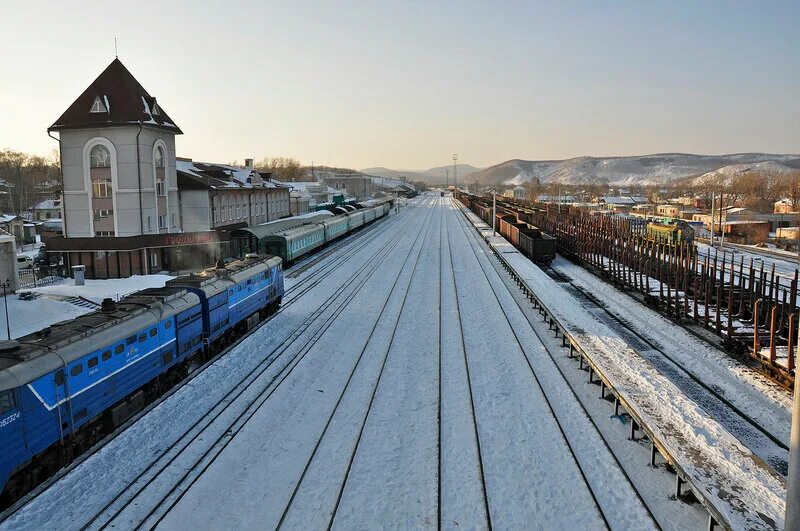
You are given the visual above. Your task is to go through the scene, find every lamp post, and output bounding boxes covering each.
[1,278,10,340]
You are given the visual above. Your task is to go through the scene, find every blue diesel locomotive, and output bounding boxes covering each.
[0,253,283,507]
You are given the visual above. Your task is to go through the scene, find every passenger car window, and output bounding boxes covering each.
[0,391,15,414]
[88,357,98,368]
[71,365,83,377]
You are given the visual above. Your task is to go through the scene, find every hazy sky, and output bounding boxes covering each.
[1,1,798,169]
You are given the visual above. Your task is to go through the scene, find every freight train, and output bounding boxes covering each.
[0,254,285,508]
[456,191,556,265]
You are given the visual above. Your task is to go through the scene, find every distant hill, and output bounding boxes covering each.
[466,153,800,187]
[360,164,483,185]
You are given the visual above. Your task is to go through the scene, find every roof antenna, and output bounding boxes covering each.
[114,37,118,59]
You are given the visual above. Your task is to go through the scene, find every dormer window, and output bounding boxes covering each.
[90,96,107,114]
[151,100,160,116]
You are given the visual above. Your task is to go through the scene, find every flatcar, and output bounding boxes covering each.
[0,254,283,508]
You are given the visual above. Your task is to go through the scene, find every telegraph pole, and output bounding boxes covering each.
[788,313,800,529]
[452,154,458,191]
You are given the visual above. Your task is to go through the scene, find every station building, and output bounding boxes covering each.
[45,59,291,278]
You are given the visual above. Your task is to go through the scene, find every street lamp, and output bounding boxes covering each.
[1,278,11,340]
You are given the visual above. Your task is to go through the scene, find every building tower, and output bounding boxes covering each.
[48,58,183,239]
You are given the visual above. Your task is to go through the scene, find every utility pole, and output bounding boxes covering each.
[453,154,458,191]
[710,191,715,247]
[492,191,496,236]
[788,313,800,530]
[445,168,449,189]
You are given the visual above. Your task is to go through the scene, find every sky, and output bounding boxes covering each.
[1,1,799,170]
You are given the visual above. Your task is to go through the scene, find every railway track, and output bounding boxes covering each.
[0,196,429,527]
[80,202,419,530]
[450,198,660,528]
[272,196,439,529]
[545,264,790,474]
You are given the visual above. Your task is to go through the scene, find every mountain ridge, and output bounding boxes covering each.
[464,153,800,187]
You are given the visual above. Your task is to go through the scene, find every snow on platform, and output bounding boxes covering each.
[459,202,787,530]
[2,195,655,530]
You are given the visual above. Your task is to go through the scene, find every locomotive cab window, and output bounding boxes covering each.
[0,391,15,414]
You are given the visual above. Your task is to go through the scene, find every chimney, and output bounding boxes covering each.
[245,158,254,171]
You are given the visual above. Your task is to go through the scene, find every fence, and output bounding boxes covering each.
[18,265,69,289]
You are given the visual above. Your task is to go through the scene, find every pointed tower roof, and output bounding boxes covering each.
[49,59,182,134]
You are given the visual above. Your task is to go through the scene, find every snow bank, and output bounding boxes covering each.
[27,274,173,303]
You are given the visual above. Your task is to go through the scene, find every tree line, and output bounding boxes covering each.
[0,149,61,215]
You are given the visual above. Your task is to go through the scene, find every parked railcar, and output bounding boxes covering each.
[646,221,695,245]
[0,254,283,508]
[321,215,350,242]
[262,224,326,263]
[519,228,557,265]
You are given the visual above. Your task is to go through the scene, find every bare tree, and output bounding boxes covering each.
[255,157,305,181]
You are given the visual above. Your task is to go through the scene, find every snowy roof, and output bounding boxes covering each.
[273,180,338,195]
[599,196,636,205]
[0,214,20,223]
[177,159,288,191]
[34,199,61,210]
[49,59,182,134]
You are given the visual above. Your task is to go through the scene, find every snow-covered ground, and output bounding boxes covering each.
[26,274,173,303]
[1,195,685,530]
[0,275,174,339]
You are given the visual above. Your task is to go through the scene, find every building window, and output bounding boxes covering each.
[171,213,176,227]
[147,217,152,231]
[90,96,107,113]
[154,146,165,168]
[93,209,113,220]
[150,253,157,268]
[92,179,112,198]
[90,145,111,168]
[95,230,114,237]
[156,180,166,196]
[158,214,166,229]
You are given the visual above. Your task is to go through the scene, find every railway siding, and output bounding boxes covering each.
[458,202,787,531]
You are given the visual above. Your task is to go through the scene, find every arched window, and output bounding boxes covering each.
[154,146,165,168]
[90,145,111,168]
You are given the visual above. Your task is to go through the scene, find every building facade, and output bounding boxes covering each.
[46,59,291,278]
